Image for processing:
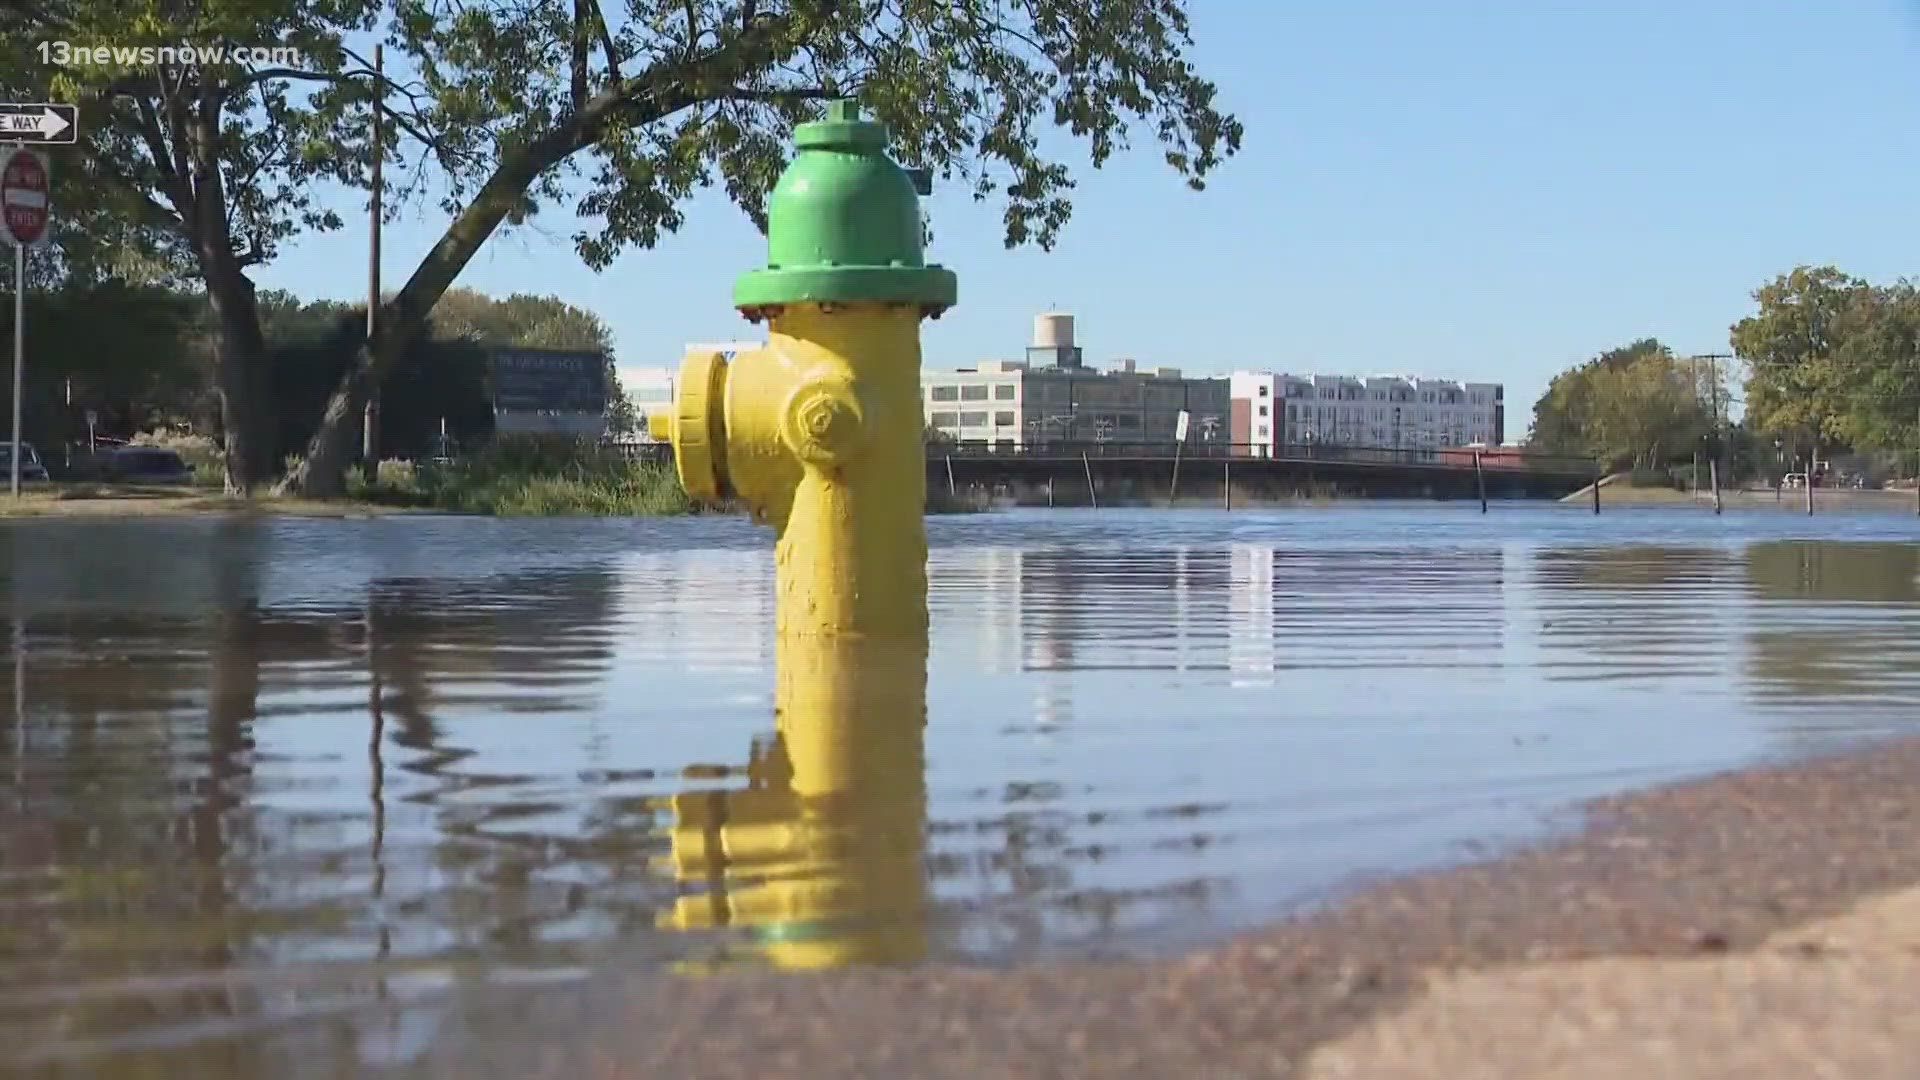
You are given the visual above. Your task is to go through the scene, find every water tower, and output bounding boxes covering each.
[1025,312,1084,369]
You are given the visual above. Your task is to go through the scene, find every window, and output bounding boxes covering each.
[1256,424,1268,438]
[994,411,1015,426]
[959,411,988,426]
[931,386,958,401]
[1257,404,1268,417]
[961,385,988,401]
[1117,413,1140,428]
[930,411,958,426]
[1258,384,1270,397]
[994,384,1016,400]
[1287,404,1296,420]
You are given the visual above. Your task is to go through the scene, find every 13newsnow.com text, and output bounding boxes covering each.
[38,42,306,68]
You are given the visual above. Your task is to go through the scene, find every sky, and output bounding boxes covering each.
[253,1,1920,425]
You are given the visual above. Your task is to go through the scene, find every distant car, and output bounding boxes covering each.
[104,446,195,484]
[0,442,50,483]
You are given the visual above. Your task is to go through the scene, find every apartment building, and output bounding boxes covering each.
[1230,371,1503,457]
[924,314,1230,447]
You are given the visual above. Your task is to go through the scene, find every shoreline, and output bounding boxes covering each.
[1570,481,1920,513]
[378,732,1920,1078]
[0,484,985,519]
[0,487,422,519]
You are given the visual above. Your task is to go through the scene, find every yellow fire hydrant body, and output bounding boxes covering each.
[648,100,951,969]
[652,99,956,641]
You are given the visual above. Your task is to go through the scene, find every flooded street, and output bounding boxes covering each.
[3,506,1919,1072]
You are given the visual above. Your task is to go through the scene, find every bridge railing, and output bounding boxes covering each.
[611,439,1597,474]
[936,440,1598,473]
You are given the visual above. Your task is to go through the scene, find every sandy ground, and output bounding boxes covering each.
[0,483,405,518]
[1306,888,1920,1079]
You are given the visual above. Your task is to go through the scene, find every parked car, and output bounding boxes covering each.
[102,446,195,484]
[0,442,50,483]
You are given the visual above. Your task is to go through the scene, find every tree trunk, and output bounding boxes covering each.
[276,61,717,498]
[277,125,583,498]
[178,86,275,496]
[200,257,273,495]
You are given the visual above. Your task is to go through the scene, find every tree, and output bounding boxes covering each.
[260,288,619,458]
[8,0,387,493]
[1527,338,1713,472]
[428,288,614,353]
[12,3,1238,497]
[426,288,633,438]
[1527,338,1661,456]
[0,280,206,449]
[1827,281,1920,457]
[1730,266,1874,452]
[268,0,1242,495]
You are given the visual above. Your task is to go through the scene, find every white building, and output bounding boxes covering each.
[617,340,765,443]
[1230,371,1503,458]
[923,314,1230,447]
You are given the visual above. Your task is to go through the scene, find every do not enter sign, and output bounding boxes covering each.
[2,148,51,248]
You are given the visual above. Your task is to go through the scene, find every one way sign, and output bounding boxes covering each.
[0,104,78,145]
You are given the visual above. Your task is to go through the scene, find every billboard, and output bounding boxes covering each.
[492,348,607,411]
[491,348,607,436]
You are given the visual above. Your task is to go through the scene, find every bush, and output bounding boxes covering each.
[1626,466,1682,490]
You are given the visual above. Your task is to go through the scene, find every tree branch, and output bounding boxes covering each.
[77,148,185,234]
[571,0,591,110]
[589,0,621,82]
[130,95,193,220]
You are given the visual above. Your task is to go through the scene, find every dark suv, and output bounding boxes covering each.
[105,446,195,484]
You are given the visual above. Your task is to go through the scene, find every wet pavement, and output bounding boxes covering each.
[3,506,1919,1073]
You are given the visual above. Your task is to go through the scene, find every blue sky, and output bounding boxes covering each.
[255,1,1920,424]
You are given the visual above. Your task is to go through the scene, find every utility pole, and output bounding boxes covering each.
[1690,353,1733,492]
[361,44,384,479]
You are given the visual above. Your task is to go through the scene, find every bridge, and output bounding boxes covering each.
[927,442,1598,506]
[627,440,1600,506]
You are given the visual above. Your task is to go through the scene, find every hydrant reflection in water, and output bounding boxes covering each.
[648,100,953,967]
[656,636,929,969]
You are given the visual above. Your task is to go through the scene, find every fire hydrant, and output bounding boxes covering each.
[649,99,956,640]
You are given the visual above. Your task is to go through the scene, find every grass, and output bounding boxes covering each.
[346,440,698,517]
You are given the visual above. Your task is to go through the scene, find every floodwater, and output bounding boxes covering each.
[3,505,1920,1072]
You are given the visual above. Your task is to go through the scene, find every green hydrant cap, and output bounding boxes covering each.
[734,99,958,314]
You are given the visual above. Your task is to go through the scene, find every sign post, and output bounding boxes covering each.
[3,146,52,497]
[1169,409,1190,507]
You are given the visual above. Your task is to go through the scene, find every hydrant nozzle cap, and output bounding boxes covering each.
[734,98,957,313]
